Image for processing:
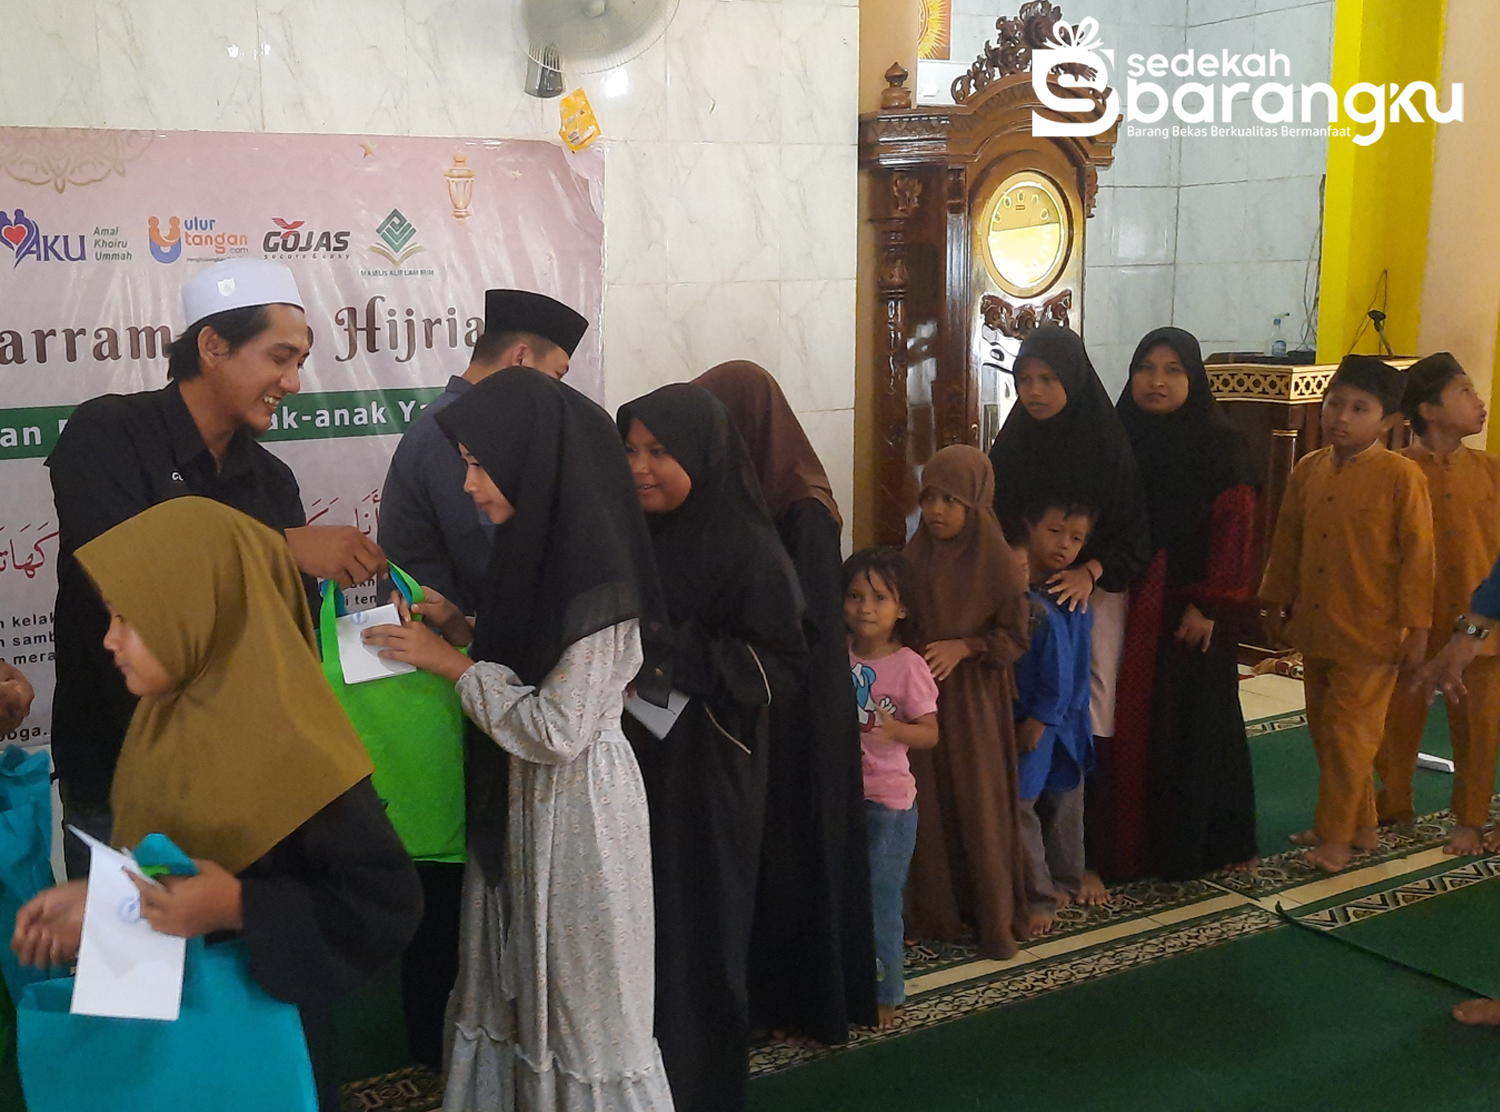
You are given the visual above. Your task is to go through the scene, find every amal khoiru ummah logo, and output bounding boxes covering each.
[1029,16,1463,147]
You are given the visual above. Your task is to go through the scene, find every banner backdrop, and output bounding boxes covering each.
[0,127,605,746]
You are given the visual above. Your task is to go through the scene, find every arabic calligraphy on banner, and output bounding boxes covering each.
[0,127,605,747]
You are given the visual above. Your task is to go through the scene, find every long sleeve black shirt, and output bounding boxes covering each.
[46,381,307,806]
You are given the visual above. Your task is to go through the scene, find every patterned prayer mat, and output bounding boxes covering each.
[341,1066,443,1112]
[903,875,1221,978]
[1214,808,1468,896]
[750,905,1284,1077]
[343,705,1494,1097]
[1291,855,1500,931]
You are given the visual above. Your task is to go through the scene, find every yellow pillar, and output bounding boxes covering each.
[1315,0,1446,363]
[1405,0,1500,448]
[855,0,920,547]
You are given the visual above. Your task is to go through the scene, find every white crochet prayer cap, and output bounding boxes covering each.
[182,259,304,327]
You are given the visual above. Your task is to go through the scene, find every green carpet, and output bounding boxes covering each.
[326,693,1500,1110]
[748,924,1500,1112]
[1250,700,1476,855]
[1332,874,1500,998]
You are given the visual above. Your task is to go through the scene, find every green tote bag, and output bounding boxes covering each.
[318,564,466,863]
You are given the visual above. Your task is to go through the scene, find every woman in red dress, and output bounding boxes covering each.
[1112,327,1261,880]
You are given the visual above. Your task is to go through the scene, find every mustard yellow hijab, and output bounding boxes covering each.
[76,497,373,874]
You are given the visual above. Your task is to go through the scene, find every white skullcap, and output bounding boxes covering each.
[182,259,304,328]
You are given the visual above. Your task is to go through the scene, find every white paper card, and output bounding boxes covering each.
[69,829,187,1022]
[337,603,416,685]
[623,689,690,741]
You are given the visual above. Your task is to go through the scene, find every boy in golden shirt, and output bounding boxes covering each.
[1375,353,1500,855]
[1260,356,1435,873]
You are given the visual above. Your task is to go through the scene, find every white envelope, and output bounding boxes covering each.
[623,689,690,741]
[68,829,187,1022]
[337,603,417,685]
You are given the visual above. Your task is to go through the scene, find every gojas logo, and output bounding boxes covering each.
[1031,18,1463,147]
[263,218,352,257]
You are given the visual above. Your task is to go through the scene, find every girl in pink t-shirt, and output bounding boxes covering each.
[844,546,939,1028]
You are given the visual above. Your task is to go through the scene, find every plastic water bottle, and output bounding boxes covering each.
[1267,316,1288,358]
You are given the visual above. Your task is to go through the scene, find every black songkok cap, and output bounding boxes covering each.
[1401,352,1465,415]
[484,289,589,356]
[1330,353,1404,414]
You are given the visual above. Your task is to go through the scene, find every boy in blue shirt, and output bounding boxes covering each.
[1012,496,1097,937]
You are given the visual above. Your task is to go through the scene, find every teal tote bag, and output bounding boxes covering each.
[17,938,317,1112]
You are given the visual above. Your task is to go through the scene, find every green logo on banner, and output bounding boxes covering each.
[376,209,417,253]
[0,387,446,462]
[369,209,426,266]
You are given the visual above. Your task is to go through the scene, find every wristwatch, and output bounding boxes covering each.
[1453,616,1493,641]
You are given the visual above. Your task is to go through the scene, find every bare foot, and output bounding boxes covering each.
[1292,829,1375,852]
[1483,827,1500,854]
[876,1004,905,1030]
[1054,889,1075,909]
[1445,825,1485,856]
[1076,871,1112,906]
[1303,841,1352,873]
[1027,908,1056,938]
[1224,856,1260,873]
[1454,998,1500,1025]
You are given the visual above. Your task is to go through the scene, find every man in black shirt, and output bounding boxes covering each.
[378,288,587,614]
[48,258,386,876]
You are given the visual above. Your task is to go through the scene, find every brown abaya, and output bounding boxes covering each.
[696,360,877,1042]
[903,446,1032,959]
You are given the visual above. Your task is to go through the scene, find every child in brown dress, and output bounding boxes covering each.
[902,445,1032,959]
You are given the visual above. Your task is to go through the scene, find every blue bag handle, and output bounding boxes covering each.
[133,833,200,880]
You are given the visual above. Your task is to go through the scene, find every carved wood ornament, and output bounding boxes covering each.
[980,290,1072,338]
[858,6,1117,544]
[950,0,1101,104]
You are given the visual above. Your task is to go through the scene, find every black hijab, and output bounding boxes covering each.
[617,383,795,620]
[1115,327,1256,585]
[436,368,670,877]
[987,325,1149,592]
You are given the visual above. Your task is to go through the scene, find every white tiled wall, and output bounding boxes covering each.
[922,0,1332,399]
[0,0,860,533]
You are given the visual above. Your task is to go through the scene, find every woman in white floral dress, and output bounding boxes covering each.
[366,368,676,1112]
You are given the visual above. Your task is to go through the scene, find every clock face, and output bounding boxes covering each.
[978,172,1071,298]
